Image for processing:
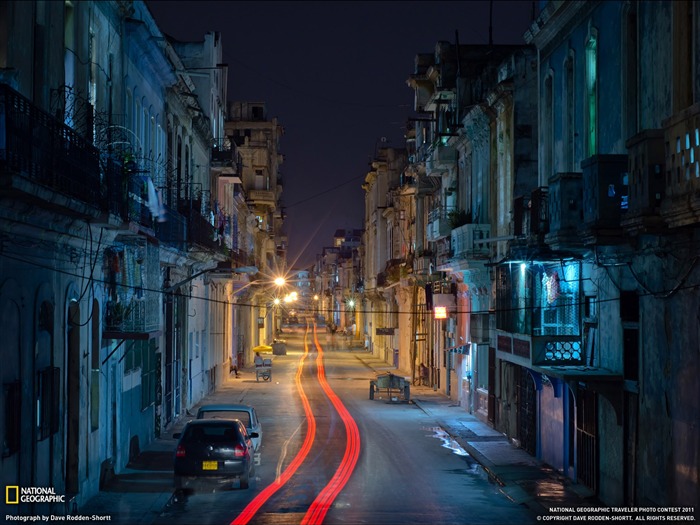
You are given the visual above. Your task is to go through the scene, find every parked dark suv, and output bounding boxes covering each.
[173,419,257,491]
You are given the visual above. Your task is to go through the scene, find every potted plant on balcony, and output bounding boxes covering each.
[105,300,134,330]
[448,209,472,229]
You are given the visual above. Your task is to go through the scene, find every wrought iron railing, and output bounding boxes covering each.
[0,83,101,208]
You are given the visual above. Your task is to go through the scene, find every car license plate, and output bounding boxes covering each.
[202,461,218,470]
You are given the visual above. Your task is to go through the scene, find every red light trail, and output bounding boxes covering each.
[301,324,361,525]
[230,331,317,525]
[230,323,362,525]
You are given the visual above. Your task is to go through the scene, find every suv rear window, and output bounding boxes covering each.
[200,410,251,427]
[183,424,241,443]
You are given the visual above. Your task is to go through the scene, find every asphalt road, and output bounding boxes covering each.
[155,326,536,525]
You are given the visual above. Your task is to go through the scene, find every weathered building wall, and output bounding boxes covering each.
[538,381,564,470]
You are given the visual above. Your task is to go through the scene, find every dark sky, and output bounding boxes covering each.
[146,1,535,269]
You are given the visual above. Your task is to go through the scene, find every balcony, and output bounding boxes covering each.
[155,203,187,251]
[661,102,700,228]
[427,207,452,241]
[579,154,629,245]
[0,83,102,215]
[513,187,549,248]
[382,258,407,286]
[496,331,583,366]
[622,129,666,234]
[211,139,234,165]
[425,142,457,175]
[103,239,161,339]
[545,172,582,251]
[247,189,276,207]
[413,253,433,275]
[124,173,156,232]
[187,209,229,258]
[451,223,490,259]
[495,260,582,367]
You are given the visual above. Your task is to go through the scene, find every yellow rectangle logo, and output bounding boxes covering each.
[6,485,19,504]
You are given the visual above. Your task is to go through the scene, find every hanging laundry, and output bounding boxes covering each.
[544,271,560,305]
[145,177,162,220]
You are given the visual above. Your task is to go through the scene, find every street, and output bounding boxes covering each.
[146,325,536,525]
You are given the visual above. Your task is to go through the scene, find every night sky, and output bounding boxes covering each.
[146,1,535,269]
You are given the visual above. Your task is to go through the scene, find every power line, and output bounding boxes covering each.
[4,250,697,319]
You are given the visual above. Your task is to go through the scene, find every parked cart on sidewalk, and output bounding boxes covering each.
[255,358,272,382]
[369,372,410,402]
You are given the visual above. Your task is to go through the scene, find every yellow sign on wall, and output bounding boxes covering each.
[434,306,447,319]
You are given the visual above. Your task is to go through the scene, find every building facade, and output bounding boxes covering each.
[0,1,285,513]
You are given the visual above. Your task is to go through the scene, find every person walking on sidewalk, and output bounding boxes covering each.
[419,362,429,386]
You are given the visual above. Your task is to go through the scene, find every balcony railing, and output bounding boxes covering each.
[0,83,102,211]
[661,102,700,228]
[211,138,234,165]
[451,223,490,259]
[622,129,666,234]
[496,331,583,366]
[580,154,628,245]
[425,142,457,174]
[413,254,433,275]
[182,207,230,257]
[103,239,160,337]
[545,172,582,250]
[125,174,155,230]
[155,203,187,250]
[427,207,452,241]
[247,189,276,206]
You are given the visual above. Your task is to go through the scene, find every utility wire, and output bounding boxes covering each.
[3,250,699,317]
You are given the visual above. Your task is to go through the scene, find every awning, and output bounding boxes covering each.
[533,365,624,424]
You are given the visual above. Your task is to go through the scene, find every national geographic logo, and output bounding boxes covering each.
[5,486,65,504]
[6,485,18,504]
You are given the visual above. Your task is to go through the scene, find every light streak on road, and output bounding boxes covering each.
[301,324,361,525]
[230,330,317,525]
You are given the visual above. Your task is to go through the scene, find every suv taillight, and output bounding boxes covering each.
[176,445,186,458]
[233,443,248,458]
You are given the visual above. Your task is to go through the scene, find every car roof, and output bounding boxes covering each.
[197,404,254,413]
[184,419,243,429]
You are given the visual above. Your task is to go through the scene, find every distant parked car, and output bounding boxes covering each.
[196,403,263,455]
[173,419,256,491]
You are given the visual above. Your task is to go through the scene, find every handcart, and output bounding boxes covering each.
[255,358,272,382]
[369,372,410,402]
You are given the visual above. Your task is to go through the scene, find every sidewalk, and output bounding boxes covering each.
[355,352,600,515]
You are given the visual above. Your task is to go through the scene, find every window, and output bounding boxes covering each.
[585,28,598,157]
[620,291,639,322]
[564,51,576,171]
[543,72,554,182]
[124,339,158,410]
[91,300,100,432]
[141,339,157,409]
[620,291,639,381]
[3,382,20,457]
[622,4,638,140]
[37,367,60,441]
[476,344,489,390]
[124,341,140,374]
